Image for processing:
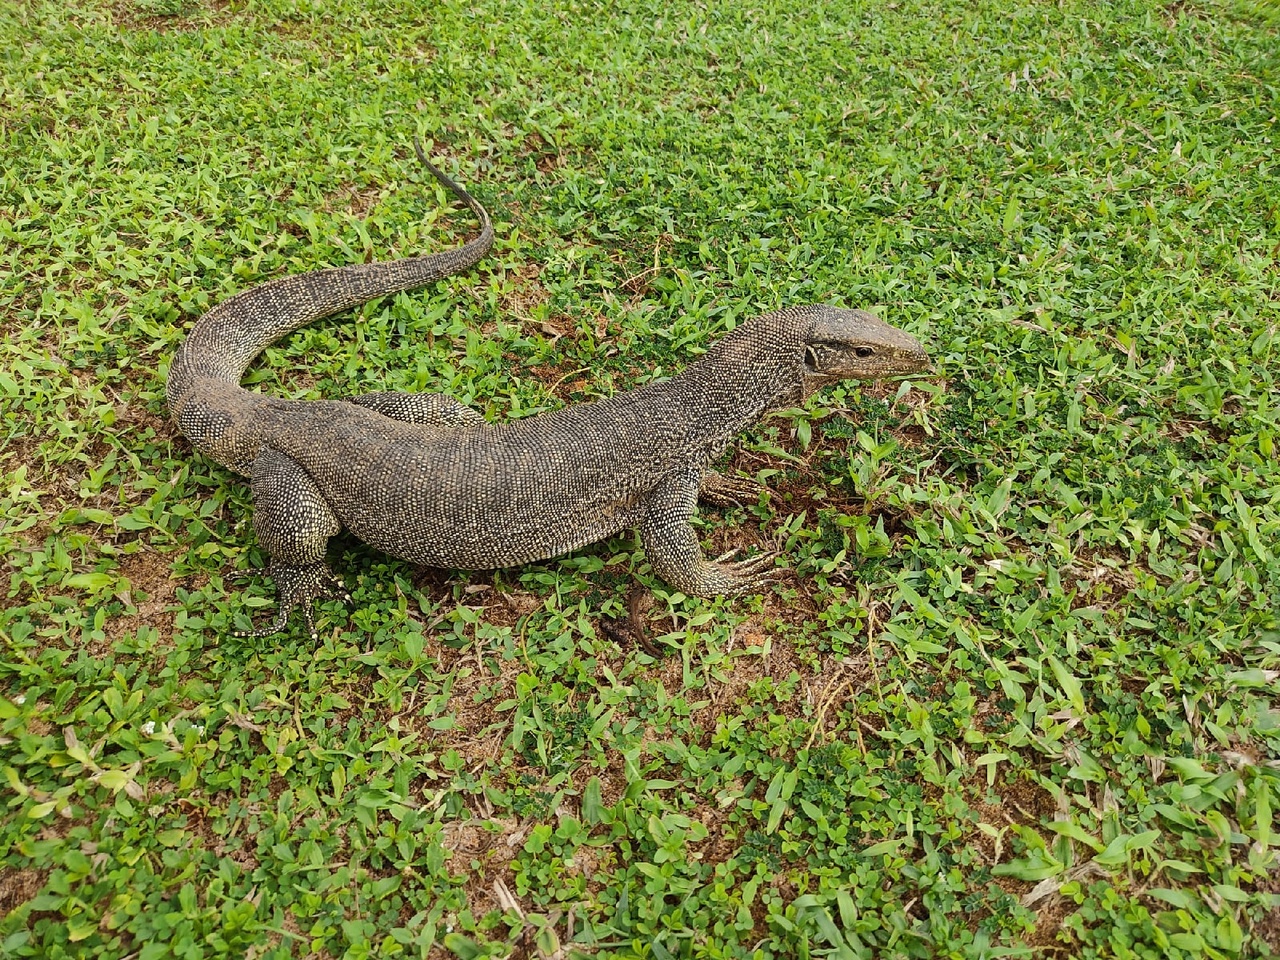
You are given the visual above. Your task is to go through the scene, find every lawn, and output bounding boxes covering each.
[1,0,1278,956]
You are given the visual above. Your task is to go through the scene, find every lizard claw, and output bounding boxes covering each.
[232,562,350,641]
[709,548,780,595]
[316,568,353,604]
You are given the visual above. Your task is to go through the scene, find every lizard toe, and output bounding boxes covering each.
[708,549,779,595]
[699,472,767,509]
[233,561,345,640]
[316,569,352,604]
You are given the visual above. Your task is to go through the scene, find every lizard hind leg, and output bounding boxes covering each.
[351,391,485,428]
[237,445,347,640]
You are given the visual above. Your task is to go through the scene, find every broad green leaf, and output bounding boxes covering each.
[1047,819,1103,852]
[582,776,604,825]
[993,852,1063,881]
[1048,656,1086,715]
[861,838,905,858]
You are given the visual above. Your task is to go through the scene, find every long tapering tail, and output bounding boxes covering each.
[166,141,494,469]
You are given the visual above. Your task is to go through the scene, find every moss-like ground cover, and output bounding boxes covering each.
[1,0,1278,956]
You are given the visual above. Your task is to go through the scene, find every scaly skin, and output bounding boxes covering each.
[167,142,932,638]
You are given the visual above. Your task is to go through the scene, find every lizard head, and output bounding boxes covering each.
[797,306,931,396]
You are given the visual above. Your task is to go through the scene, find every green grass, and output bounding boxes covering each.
[2,0,1279,956]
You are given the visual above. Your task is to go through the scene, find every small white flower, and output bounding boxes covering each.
[141,721,155,735]
[14,695,25,705]
[193,724,205,736]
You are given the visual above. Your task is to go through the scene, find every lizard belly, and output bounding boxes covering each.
[341,484,649,569]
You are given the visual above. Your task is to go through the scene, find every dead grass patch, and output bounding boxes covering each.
[322,182,386,221]
[497,263,550,322]
[110,0,234,33]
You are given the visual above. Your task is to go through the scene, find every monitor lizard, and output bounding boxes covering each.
[167,142,932,638]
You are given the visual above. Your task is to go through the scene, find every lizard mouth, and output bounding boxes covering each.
[801,348,932,393]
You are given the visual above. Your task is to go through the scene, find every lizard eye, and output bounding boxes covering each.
[855,346,875,359]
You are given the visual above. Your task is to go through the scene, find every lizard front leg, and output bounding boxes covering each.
[641,466,777,598]
[351,391,485,428]
[240,446,347,640]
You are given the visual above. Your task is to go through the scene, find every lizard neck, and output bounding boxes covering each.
[664,315,804,458]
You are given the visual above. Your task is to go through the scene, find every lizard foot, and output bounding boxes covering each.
[233,562,351,641]
[642,467,778,599]
[698,547,780,596]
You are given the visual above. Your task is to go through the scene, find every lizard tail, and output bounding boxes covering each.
[166,141,493,464]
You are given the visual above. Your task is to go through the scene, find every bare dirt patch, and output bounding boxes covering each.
[1023,895,1075,953]
[0,867,48,919]
[1253,868,1280,951]
[110,0,235,33]
[524,356,594,404]
[97,547,187,654]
